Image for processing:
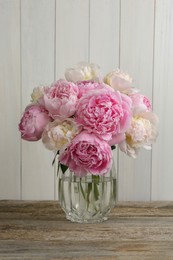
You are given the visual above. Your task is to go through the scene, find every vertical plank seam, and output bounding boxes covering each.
[54,0,57,200]
[118,0,121,69]
[150,0,156,201]
[117,0,121,202]
[88,0,90,63]
[20,0,23,200]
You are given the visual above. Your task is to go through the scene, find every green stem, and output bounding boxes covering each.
[92,175,100,201]
[85,175,100,209]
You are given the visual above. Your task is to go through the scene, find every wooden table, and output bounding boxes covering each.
[0,201,173,259]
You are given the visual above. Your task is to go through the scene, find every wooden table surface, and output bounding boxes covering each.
[0,201,173,260]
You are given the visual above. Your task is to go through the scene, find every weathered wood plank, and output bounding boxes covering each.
[0,240,173,259]
[0,201,173,259]
[1,201,173,217]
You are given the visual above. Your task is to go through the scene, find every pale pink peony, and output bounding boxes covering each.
[109,132,125,145]
[104,69,138,94]
[76,80,112,98]
[119,111,159,158]
[31,86,48,103]
[75,89,132,141]
[65,62,100,83]
[19,104,51,141]
[130,93,152,114]
[76,80,104,99]
[42,118,82,151]
[59,131,112,177]
[43,79,78,119]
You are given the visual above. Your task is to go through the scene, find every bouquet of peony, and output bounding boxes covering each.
[19,62,158,177]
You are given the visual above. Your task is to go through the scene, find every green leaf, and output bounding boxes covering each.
[60,164,68,174]
[52,151,59,166]
[111,145,116,150]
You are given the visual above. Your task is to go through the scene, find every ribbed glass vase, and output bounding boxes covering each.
[58,165,116,223]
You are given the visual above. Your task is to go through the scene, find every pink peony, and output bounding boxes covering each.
[75,89,132,141]
[19,104,51,141]
[59,131,112,177]
[130,93,152,114]
[43,79,78,119]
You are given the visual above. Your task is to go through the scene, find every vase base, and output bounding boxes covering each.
[65,213,109,224]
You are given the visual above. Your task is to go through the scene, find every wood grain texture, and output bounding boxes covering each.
[0,0,21,199]
[0,201,173,259]
[118,0,155,201]
[21,0,55,200]
[152,0,173,200]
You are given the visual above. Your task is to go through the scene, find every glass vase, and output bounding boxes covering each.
[58,164,116,223]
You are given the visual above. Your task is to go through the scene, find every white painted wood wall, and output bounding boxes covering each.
[0,0,172,201]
